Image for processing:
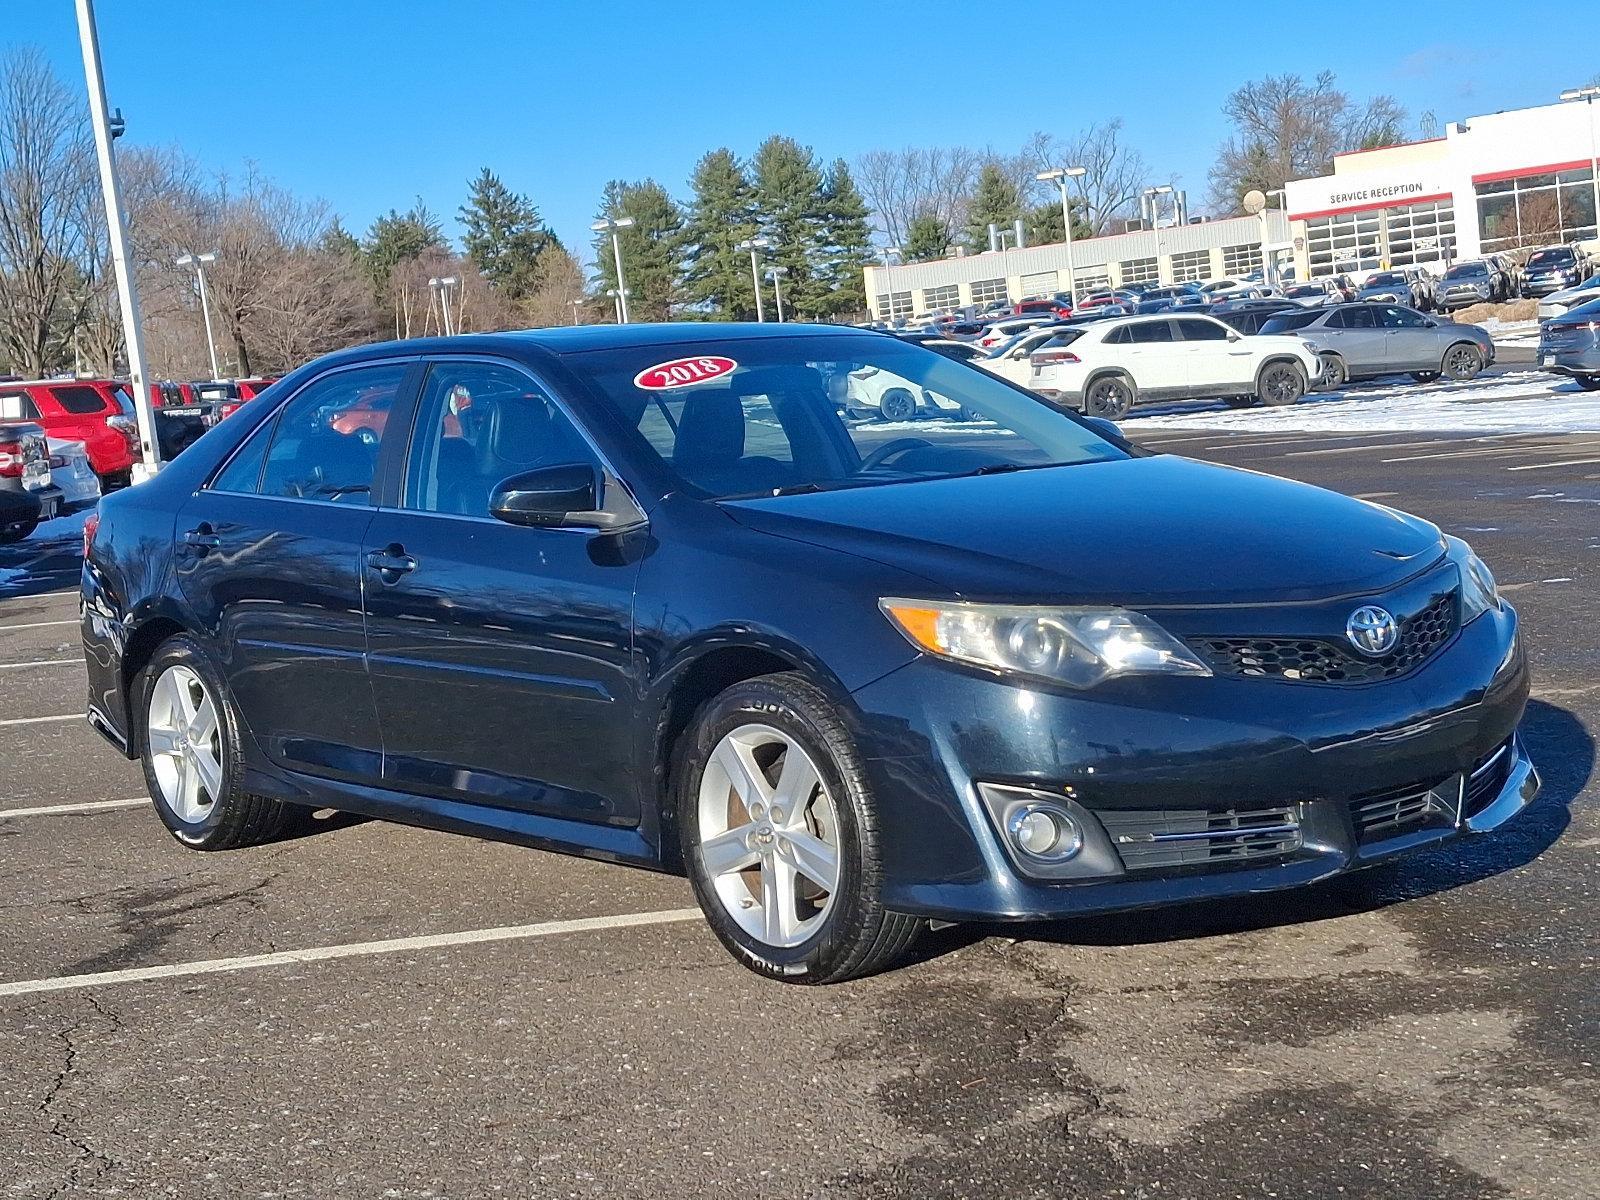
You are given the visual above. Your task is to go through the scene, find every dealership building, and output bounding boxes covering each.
[1282,98,1599,280]
[864,98,1600,319]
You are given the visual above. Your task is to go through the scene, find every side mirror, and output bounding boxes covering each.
[1226,331,1242,342]
[490,463,604,528]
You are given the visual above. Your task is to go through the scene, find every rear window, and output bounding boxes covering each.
[1259,311,1320,333]
[45,384,111,415]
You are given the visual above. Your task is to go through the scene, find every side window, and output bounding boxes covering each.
[211,421,273,493]
[404,361,594,516]
[0,391,38,421]
[1128,321,1174,344]
[1104,326,1131,345]
[1379,306,1427,329]
[46,385,110,415]
[258,363,407,502]
[1175,319,1228,342]
[1323,308,1349,329]
[1344,306,1377,330]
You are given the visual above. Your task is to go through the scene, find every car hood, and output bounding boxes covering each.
[721,455,1445,606]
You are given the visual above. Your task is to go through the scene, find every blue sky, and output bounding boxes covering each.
[13,2,1594,260]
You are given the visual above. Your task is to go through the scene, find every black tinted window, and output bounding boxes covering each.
[1259,311,1320,333]
[1342,306,1377,329]
[47,385,110,415]
[1127,321,1173,344]
[404,362,594,516]
[257,363,406,502]
[1175,318,1228,342]
[211,421,272,493]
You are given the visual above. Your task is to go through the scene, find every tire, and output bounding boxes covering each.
[877,389,917,422]
[0,519,38,545]
[677,672,923,984]
[1319,354,1348,390]
[1442,342,1484,382]
[135,633,302,850]
[1411,371,1442,384]
[1576,375,1600,391]
[1083,374,1134,422]
[1256,361,1307,407]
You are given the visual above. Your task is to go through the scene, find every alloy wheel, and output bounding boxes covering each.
[1086,378,1132,421]
[696,723,841,949]
[1260,364,1305,405]
[146,663,225,823]
[1445,346,1482,380]
[1320,355,1347,390]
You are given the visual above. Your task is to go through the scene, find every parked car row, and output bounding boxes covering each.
[0,419,100,544]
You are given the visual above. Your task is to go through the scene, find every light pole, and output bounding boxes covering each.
[1560,86,1600,244]
[736,237,772,321]
[569,298,584,326]
[877,246,901,323]
[428,276,458,336]
[76,0,160,477]
[176,251,220,378]
[591,217,636,322]
[1143,185,1176,282]
[766,265,789,322]
[605,287,630,324]
[1037,165,1087,302]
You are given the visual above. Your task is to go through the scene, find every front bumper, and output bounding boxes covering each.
[850,602,1534,921]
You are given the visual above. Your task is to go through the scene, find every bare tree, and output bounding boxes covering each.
[854,145,981,247]
[519,247,587,328]
[1208,71,1407,214]
[1011,122,1150,234]
[0,47,94,378]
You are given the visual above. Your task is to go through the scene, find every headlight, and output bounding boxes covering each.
[880,599,1211,688]
[1447,536,1500,624]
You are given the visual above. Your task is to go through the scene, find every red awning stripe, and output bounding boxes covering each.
[1472,159,1594,185]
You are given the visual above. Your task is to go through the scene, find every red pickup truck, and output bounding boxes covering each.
[0,379,139,488]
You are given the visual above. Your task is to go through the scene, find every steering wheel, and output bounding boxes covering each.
[859,437,934,472]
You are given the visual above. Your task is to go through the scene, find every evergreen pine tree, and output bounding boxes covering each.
[903,213,952,262]
[816,158,874,317]
[964,164,1023,252]
[591,179,683,322]
[361,202,446,300]
[679,149,760,320]
[752,136,830,318]
[460,168,559,301]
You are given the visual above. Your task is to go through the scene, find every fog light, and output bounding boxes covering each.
[1005,803,1083,862]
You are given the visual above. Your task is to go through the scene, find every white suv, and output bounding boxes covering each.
[1028,314,1323,421]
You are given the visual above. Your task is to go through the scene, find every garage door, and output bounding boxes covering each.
[1021,271,1059,298]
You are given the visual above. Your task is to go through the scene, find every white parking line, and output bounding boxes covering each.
[0,619,78,632]
[1507,457,1600,471]
[0,713,80,728]
[0,659,79,670]
[0,798,146,819]
[0,907,705,998]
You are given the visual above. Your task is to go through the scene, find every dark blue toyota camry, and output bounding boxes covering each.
[79,324,1537,983]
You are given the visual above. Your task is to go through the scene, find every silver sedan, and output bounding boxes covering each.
[1259,303,1495,387]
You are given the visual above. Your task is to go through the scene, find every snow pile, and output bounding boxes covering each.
[1129,371,1600,434]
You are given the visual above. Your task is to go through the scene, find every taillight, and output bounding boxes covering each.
[0,441,20,478]
[1031,350,1081,366]
[48,453,66,470]
[83,512,100,559]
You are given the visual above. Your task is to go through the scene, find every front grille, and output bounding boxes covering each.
[1350,777,1454,840]
[1464,740,1513,818]
[1188,590,1457,684]
[1100,804,1301,871]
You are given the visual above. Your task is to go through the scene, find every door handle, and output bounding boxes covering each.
[182,524,220,553]
[365,544,417,579]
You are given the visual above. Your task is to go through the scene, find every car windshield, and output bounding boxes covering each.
[1366,273,1404,286]
[1285,285,1322,297]
[566,334,1127,500]
[1259,310,1321,333]
[1446,263,1487,278]
[1528,249,1574,268]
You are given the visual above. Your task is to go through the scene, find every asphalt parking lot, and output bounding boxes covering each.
[2,417,1597,1199]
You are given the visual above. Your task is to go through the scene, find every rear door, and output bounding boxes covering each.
[1322,306,1386,374]
[360,357,645,825]
[1120,320,1186,396]
[175,358,418,784]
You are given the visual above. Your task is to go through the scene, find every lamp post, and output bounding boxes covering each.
[1560,86,1600,244]
[569,298,584,326]
[591,217,637,322]
[1143,185,1176,282]
[877,246,901,323]
[1036,165,1087,303]
[428,276,458,336]
[175,251,220,379]
[766,265,789,322]
[75,0,160,477]
[736,237,772,321]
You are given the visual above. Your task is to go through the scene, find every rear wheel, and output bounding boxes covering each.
[137,634,303,850]
[1083,374,1134,422]
[1442,343,1484,381]
[678,673,922,984]
[1576,375,1600,391]
[1411,370,1441,384]
[1318,354,1348,390]
[1257,361,1307,406]
[877,389,917,422]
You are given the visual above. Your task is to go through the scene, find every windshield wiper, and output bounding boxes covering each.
[960,460,1078,478]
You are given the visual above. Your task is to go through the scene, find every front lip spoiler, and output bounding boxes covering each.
[1464,737,1540,834]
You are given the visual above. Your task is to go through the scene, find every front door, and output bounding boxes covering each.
[175,360,416,783]
[1323,305,1386,375]
[361,359,644,825]
[1173,317,1248,393]
[1376,305,1435,370]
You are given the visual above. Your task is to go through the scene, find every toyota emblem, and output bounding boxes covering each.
[1346,606,1399,656]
